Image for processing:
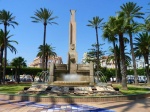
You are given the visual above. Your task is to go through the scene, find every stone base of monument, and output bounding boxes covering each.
[27,83,48,92]
[18,84,122,96]
[52,81,90,86]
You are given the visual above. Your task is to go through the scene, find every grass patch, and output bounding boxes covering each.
[0,83,150,96]
[0,83,31,94]
[113,84,150,95]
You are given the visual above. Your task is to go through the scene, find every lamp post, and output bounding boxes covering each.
[145,64,148,67]
[11,68,14,81]
[145,63,149,83]
[145,64,148,74]
[11,68,13,76]
[0,63,1,82]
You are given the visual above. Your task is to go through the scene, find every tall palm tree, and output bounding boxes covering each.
[0,29,18,83]
[37,44,57,71]
[31,8,58,71]
[108,45,131,82]
[142,16,150,33]
[121,1,144,85]
[0,9,18,83]
[114,11,128,89]
[87,16,104,71]
[103,16,118,82]
[134,32,150,84]
[10,56,27,83]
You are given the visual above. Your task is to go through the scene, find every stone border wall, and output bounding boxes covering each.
[0,93,150,102]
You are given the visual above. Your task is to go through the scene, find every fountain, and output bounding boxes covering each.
[49,10,94,86]
[25,10,119,96]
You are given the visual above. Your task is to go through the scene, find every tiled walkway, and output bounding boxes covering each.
[0,99,115,112]
[0,97,150,112]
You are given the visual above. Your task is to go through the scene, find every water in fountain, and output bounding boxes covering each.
[95,71,108,86]
[53,74,90,86]
[39,71,49,82]
[63,74,81,81]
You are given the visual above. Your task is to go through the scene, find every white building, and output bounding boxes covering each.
[29,56,63,68]
[82,52,150,69]
[81,52,115,68]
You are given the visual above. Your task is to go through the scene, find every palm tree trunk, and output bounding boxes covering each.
[113,42,118,83]
[119,33,127,90]
[0,48,3,84]
[15,67,17,81]
[117,56,122,82]
[45,55,48,71]
[42,24,47,71]
[17,66,20,83]
[3,24,7,83]
[144,55,150,84]
[95,27,100,71]
[129,33,138,85]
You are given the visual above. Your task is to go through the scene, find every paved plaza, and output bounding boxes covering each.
[0,97,150,112]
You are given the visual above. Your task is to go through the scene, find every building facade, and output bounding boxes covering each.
[29,56,63,68]
[82,52,115,68]
[82,52,148,69]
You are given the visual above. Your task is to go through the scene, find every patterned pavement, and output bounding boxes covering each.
[1,97,150,112]
[0,99,115,112]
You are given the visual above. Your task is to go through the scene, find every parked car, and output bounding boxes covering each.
[127,79,135,84]
[138,76,147,83]
[20,75,32,82]
[127,75,147,83]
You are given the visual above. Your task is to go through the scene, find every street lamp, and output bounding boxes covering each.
[145,64,148,75]
[144,64,149,83]
[145,64,148,67]
[11,68,13,75]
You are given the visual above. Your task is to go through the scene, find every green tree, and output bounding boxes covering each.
[120,1,144,84]
[87,16,104,71]
[108,45,131,82]
[114,11,128,89]
[37,44,57,71]
[86,44,105,66]
[0,29,18,83]
[103,16,118,82]
[0,10,18,83]
[10,56,27,83]
[142,17,150,33]
[31,8,58,71]
[134,32,150,84]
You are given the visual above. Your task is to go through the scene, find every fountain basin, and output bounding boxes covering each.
[52,81,90,86]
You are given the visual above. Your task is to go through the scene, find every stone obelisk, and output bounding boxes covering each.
[68,10,78,74]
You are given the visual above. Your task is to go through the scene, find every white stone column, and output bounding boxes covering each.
[49,63,54,83]
[68,10,78,74]
[90,61,94,85]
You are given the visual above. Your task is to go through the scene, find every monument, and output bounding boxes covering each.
[68,10,78,74]
[21,10,118,96]
[49,10,94,85]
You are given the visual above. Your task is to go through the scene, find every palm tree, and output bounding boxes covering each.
[37,44,57,71]
[0,29,18,83]
[87,16,104,71]
[10,56,27,83]
[31,8,58,71]
[0,10,18,83]
[142,17,150,33]
[0,30,18,83]
[120,1,144,85]
[103,16,118,82]
[114,11,128,89]
[134,32,150,84]
[108,45,131,82]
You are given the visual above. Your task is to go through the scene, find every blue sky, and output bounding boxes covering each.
[0,0,149,65]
